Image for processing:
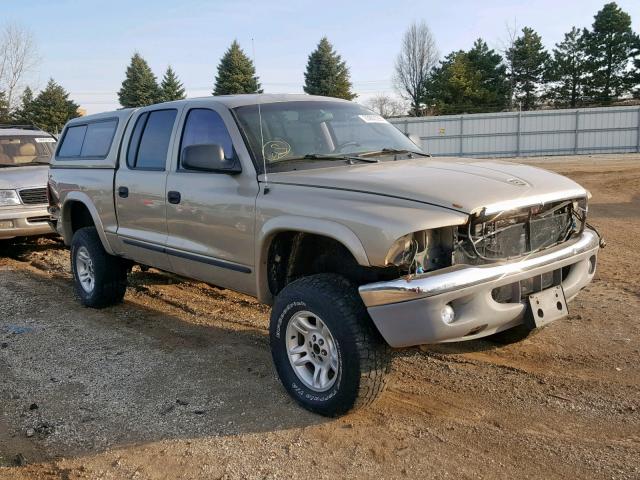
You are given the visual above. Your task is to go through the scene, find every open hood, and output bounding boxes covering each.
[265,158,587,215]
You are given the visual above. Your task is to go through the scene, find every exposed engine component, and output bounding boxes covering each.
[454,198,587,265]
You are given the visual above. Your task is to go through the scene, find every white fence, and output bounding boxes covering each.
[389,105,640,157]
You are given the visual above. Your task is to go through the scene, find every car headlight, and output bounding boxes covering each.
[385,233,415,266]
[0,190,20,206]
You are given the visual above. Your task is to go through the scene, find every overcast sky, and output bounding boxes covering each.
[7,0,640,114]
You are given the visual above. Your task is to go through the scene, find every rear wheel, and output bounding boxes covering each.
[71,227,127,308]
[270,274,391,416]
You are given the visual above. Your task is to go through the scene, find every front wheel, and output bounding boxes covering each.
[270,274,391,416]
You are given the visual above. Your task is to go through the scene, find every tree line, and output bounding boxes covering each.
[397,2,639,116]
[1,1,638,134]
[117,36,355,107]
[117,2,640,117]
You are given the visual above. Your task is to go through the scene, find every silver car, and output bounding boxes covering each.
[0,126,56,240]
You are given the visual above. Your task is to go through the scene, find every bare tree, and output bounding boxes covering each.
[393,21,439,117]
[366,94,407,118]
[500,19,520,110]
[0,23,38,109]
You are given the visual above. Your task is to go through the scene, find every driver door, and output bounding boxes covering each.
[164,103,259,294]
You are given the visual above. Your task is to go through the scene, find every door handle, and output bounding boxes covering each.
[118,186,129,198]
[167,191,181,204]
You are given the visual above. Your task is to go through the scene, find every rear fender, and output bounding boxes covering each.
[61,192,115,254]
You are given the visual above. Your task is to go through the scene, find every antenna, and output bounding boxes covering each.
[252,37,269,193]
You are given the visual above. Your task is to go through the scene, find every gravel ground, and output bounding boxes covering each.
[0,154,638,479]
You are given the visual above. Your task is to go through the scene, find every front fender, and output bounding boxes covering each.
[255,215,370,304]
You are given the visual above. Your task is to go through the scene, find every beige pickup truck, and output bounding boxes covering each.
[48,94,601,416]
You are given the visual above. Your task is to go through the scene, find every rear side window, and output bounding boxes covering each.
[81,120,118,157]
[179,108,235,170]
[57,119,118,158]
[58,125,87,157]
[127,109,177,170]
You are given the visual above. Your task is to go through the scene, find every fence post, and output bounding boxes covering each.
[574,109,580,154]
[459,115,464,156]
[637,107,640,153]
[516,111,521,157]
[404,119,409,135]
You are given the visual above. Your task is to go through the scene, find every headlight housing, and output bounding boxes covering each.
[384,233,416,267]
[385,228,455,274]
[0,190,20,206]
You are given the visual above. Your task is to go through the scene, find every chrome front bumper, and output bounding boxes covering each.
[359,229,600,347]
[0,205,54,239]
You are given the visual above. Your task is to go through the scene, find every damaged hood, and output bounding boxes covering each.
[265,158,587,215]
[0,165,49,190]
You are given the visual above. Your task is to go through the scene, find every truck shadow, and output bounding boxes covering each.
[0,267,326,465]
[589,195,640,219]
[0,235,65,258]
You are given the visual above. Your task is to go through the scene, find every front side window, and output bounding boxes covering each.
[127,109,177,170]
[233,101,420,172]
[179,108,235,170]
[0,135,56,166]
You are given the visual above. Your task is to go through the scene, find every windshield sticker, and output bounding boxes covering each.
[35,137,55,143]
[263,140,291,161]
[358,114,386,124]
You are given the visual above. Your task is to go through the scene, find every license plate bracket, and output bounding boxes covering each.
[526,285,568,329]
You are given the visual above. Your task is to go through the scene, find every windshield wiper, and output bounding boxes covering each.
[274,154,379,164]
[359,148,431,158]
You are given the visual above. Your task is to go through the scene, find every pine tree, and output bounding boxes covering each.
[118,53,161,107]
[160,66,186,102]
[0,91,10,123]
[466,39,509,111]
[508,27,550,110]
[213,41,262,95]
[583,2,639,104]
[424,39,508,114]
[425,51,480,114]
[545,27,588,107]
[304,37,356,100]
[29,79,80,134]
[12,87,34,124]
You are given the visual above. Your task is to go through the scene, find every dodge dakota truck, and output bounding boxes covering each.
[48,94,601,416]
[0,125,56,240]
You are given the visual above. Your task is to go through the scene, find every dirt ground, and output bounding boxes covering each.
[0,154,638,480]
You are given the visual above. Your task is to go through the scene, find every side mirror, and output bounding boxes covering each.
[181,144,241,174]
[405,133,422,148]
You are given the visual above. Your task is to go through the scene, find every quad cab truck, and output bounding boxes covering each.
[0,125,56,240]
[48,95,603,416]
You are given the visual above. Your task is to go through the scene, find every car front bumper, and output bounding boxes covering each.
[359,229,601,347]
[0,205,54,240]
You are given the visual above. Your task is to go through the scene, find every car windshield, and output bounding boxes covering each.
[0,135,56,167]
[233,101,422,172]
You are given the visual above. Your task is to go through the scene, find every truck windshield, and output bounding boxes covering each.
[0,136,56,167]
[233,101,421,172]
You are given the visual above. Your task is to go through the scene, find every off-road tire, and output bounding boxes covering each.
[270,273,391,417]
[71,227,127,308]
